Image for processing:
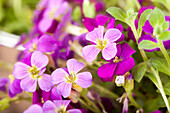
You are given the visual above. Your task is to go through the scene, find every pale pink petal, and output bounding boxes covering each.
[38,74,53,92]
[13,62,30,79]
[57,82,72,98]
[53,100,71,108]
[86,26,104,43]
[51,68,68,84]
[104,28,121,43]
[20,76,37,92]
[31,51,49,70]
[82,45,101,62]
[43,100,56,113]
[75,72,92,88]
[24,104,43,113]
[67,109,82,113]
[67,59,85,74]
[102,43,117,60]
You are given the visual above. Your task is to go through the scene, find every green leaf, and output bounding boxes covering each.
[145,72,159,88]
[161,21,169,31]
[138,40,158,50]
[137,9,152,36]
[149,7,165,28]
[132,62,147,83]
[125,12,138,22]
[0,98,9,112]
[126,7,134,17]
[158,31,170,41]
[83,0,95,18]
[72,6,81,21]
[106,7,127,22]
[150,57,170,76]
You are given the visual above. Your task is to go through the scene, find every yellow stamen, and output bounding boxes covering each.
[8,74,15,83]
[113,56,122,63]
[96,39,108,50]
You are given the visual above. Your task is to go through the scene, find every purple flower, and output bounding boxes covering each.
[52,59,92,98]
[115,76,125,87]
[149,110,162,113]
[43,100,82,113]
[8,74,22,98]
[24,104,43,113]
[13,51,53,92]
[97,43,135,81]
[0,77,8,92]
[82,26,121,62]
[122,97,128,113]
[38,0,69,33]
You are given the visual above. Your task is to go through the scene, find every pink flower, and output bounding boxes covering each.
[82,26,121,62]
[52,59,92,98]
[13,51,53,92]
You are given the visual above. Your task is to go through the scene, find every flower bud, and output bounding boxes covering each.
[115,76,125,87]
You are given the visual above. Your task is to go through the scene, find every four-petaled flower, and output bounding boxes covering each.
[13,51,53,92]
[43,100,81,113]
[52,59,92,98]
[82,26,122,62]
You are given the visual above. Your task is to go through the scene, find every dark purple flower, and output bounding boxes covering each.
[149,110,162,113]
[43,100,82,113]
[0,77,8,92]
[82,26,121,62]
[24,104,43,113]
[97,43,135,82]
[13,51,53,92]
[8,75,22,98]
[52,59,92,98]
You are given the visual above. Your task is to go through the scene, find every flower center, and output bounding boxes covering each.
[29,43,37,52]
[28,66,40,79]
[8,74,15,83]
[41,97,44,104]
[55,106,66,113]
[113,56,122,63]
[96,39,108,50]
[65,71,77,83]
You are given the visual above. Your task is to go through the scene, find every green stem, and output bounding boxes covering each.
[127,92,141,109]
[158,40,170,67]
[78,98,96,112]
[92,83,119,99]
[150,67,170,112]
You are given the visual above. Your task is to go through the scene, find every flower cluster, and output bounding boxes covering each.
[1,0,170,113]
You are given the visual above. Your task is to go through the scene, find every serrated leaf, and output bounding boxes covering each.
[132,62,147,83]
[139,40,158,50]
[158,31,170,41]
[145,72,159,88]
[126,7,134,17]
[150,57,170,76]
[149,7,165,28]
[137,9,152,37]
[106,7,127,22]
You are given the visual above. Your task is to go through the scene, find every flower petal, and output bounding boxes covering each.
[24,104,43,113]
[51,68,68,85]
[120,43,136,59]
[13,62,30,79]
[104,28,121,43]
[86,26,104,43]
[82,45,100,62]
[31,51,49,69]
[53,100,71,108]
[96,14,110,26]
[67,109,82,113]
[97,63,117,78]
[142,20,153,34]
[83,17,98,31]
[102,43,117,60]
[38,74,53,92]
[115,57,135,75]
[75,72,92,88]
[20,76,37,92]
[51,87,62,100]
[67,59,85,74]
[57,82,72,98]
[43,100,56,113]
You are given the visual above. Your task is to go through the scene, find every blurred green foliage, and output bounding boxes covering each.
[0,0,38,35]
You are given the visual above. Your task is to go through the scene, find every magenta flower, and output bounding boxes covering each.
[82,26,121,62]
[43,100,81,113]
[0,77,8,92]
[8,75,22,98]
[13,51,53,92]
[24,104,43,113]
[52,59,92,98]
[97,43,135,81]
